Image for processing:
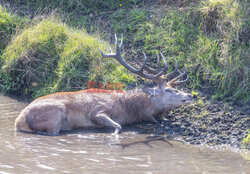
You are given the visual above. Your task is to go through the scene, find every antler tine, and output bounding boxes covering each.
[99,47,115,58]
[99,34,164,82]
[139,51,147,72]
[174,73,189,85]
[156,51,162,72]
[133,51,165,81]
[99,34,189,86]
[167,65,188,85]
[136,51,162,75]
[119,34,123,48]
[114,33,124,51]
[159,51,168,73]
[161,58,178,80]
[115,33,118,45]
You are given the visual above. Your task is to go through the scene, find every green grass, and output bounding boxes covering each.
[110,8,148,44]
[1,0,146,31]
[131,0,249,103]
[242,131,250,149]
[0,17,135,98]
[0,5,22,54]
[0,0,249,104]
[199,0,249,103]
[4,0,144,15]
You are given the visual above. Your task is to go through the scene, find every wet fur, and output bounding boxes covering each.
[15,91,164,135]
[15,86,192,135]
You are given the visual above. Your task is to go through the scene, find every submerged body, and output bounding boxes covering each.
[15,88,192,135]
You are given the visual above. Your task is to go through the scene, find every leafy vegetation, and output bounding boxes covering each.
[198,0,249,102]
[0,17,134,98]
[0,0,249,104]
[132,0,249,103]
[4,0,144,15]
[242,131,250,149]
[0,5,21,54]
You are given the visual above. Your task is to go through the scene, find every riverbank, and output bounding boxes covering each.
[0,0,249,150]
[0,93,249,173]
[137,92,249,150]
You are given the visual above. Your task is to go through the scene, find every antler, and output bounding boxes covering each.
[99,34,188,86]
[167,66,189,85]
[99,34,165,85]
[135,51,163,75]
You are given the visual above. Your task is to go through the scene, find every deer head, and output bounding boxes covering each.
[99,34,192,110]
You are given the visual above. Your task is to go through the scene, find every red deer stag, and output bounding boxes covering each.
[15,34,192,136]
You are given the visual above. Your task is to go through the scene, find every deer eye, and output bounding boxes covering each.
[165,89,172,93]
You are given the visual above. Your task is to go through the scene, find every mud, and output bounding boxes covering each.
[137,92,249,150]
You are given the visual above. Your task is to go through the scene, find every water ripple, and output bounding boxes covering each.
[36,164,56,170]
[0,94,249,174]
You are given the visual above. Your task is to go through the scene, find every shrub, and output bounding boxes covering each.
[199,0,249,102]
[132,1,249,103]
[0,4,18,54]
[0,0,248,103]
[1,17,135,98]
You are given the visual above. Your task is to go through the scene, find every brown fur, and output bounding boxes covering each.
[15,87,192,135]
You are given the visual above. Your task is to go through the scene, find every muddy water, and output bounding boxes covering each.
[0,94,249,174]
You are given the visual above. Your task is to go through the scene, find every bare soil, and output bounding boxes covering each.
[137,92,249,150]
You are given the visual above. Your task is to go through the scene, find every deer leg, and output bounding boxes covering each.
[46,112,64,136]
[88,113,122,134]
[47,125,61,136]
[28,107,65,136]
[148,116,159,123]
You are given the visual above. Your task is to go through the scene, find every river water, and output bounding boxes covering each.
[0,94,249,174]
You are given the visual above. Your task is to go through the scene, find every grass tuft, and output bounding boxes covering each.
[0,4,21,54]
[0,17,135,98]
[0,0,249,104]
[242,131,250,149]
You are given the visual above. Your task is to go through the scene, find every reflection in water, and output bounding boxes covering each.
[115,136,173,149]
[0,94,249,174]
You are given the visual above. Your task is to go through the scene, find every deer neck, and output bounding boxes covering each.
[118,93,155,120]
[150,96,173,113]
